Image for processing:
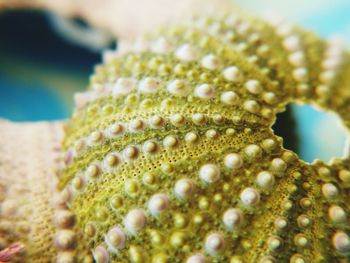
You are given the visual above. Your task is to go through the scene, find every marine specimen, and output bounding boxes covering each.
[1,13,350,262]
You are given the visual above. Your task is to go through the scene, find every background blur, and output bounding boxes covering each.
[0,0,349,162]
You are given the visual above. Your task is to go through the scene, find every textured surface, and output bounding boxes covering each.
[58,15,350,262]
[0,120,63,262]
[2,13,350,262]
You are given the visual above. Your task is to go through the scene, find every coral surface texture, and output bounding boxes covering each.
[1,14,350,263]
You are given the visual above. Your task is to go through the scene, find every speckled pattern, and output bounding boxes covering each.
[2,14,350,262]
[0,120,63,262]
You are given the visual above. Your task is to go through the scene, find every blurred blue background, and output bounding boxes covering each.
[0,1,349,162]
[0,10,109,121]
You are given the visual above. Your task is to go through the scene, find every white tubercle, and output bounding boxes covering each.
[201,54,220,70]
[123,146,139,160]
[174,179,195,199]
[322,183,339,199]
[243,100,260,114]
[320,70,336,84]
[142,140,159,154]
[167,79,189,97]
[103,152,121,170]
[288,51,306,67]
[199,164,221,183]
[333,232,350,253]
[220,91,239,106]
[170,113,186,127]
[275,217,288,230]
[186,254,208,263]
[323,57,342,70]
[163,135,178,148]
[107,123,125,137]
[113,78,136,96]
[89,131,104,145]
[222,208,244,231]
[329,205,347,224]
[152,37,173,54]
[149,115,165,128]
[129,118,146,132]
[256,171,275,189]
[205,233,225,255]
[148,193,170,216]
[240,187,260,206]
[223,66,243,82]
[124,209,147,235]
[293,68,308,82]
[92,245,110,263]
[185,132,199,143]
[268,236,282,251]
[175,44,199,62]
[283,35,301,52]
[85,164,100,179]
[194,84,215,99]
[224,153,243,170]
[105,226,126,252]
[138,77,160,94]
[245,80,262,94]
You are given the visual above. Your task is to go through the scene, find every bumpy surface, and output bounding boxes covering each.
[2,14,350,262]
[0,120,63,262]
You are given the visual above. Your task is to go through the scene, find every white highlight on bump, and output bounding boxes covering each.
[129,118,146,132]
[322,183,339,199]
[201,54,220,70]
[223,66,242,82]
[222,208,244,231]
[167,79,189,97]
[333,231,350,253]
[107,123,125,137]
[288,51,305,67]
[283,35,301,52]
[103,152,121,170]
[124,209,146,235]
[152,37,173,54]
[245,80,262,94]
[224,153,243,170]
[92,245,110,263]
[149,115,165,128]
[105,226,126,252]
[138,77,160,94]
[174,179,195,199]
[220,91,239,106]
[256,171,275,189]
[199,164,221,183]
[293,68,308,82]
[329,205,347,224]
[113,78,136,96]
[240,187,260,206]
[186,254,208,263]
[175,44,199,62]
[148,193,170,216]
[243,100,260,114]
[194,84,215,99]
[205,233,225,255]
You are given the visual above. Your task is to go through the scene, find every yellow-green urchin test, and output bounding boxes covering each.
[2,14,350,262]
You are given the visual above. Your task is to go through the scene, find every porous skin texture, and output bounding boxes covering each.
[2,14,350,262]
